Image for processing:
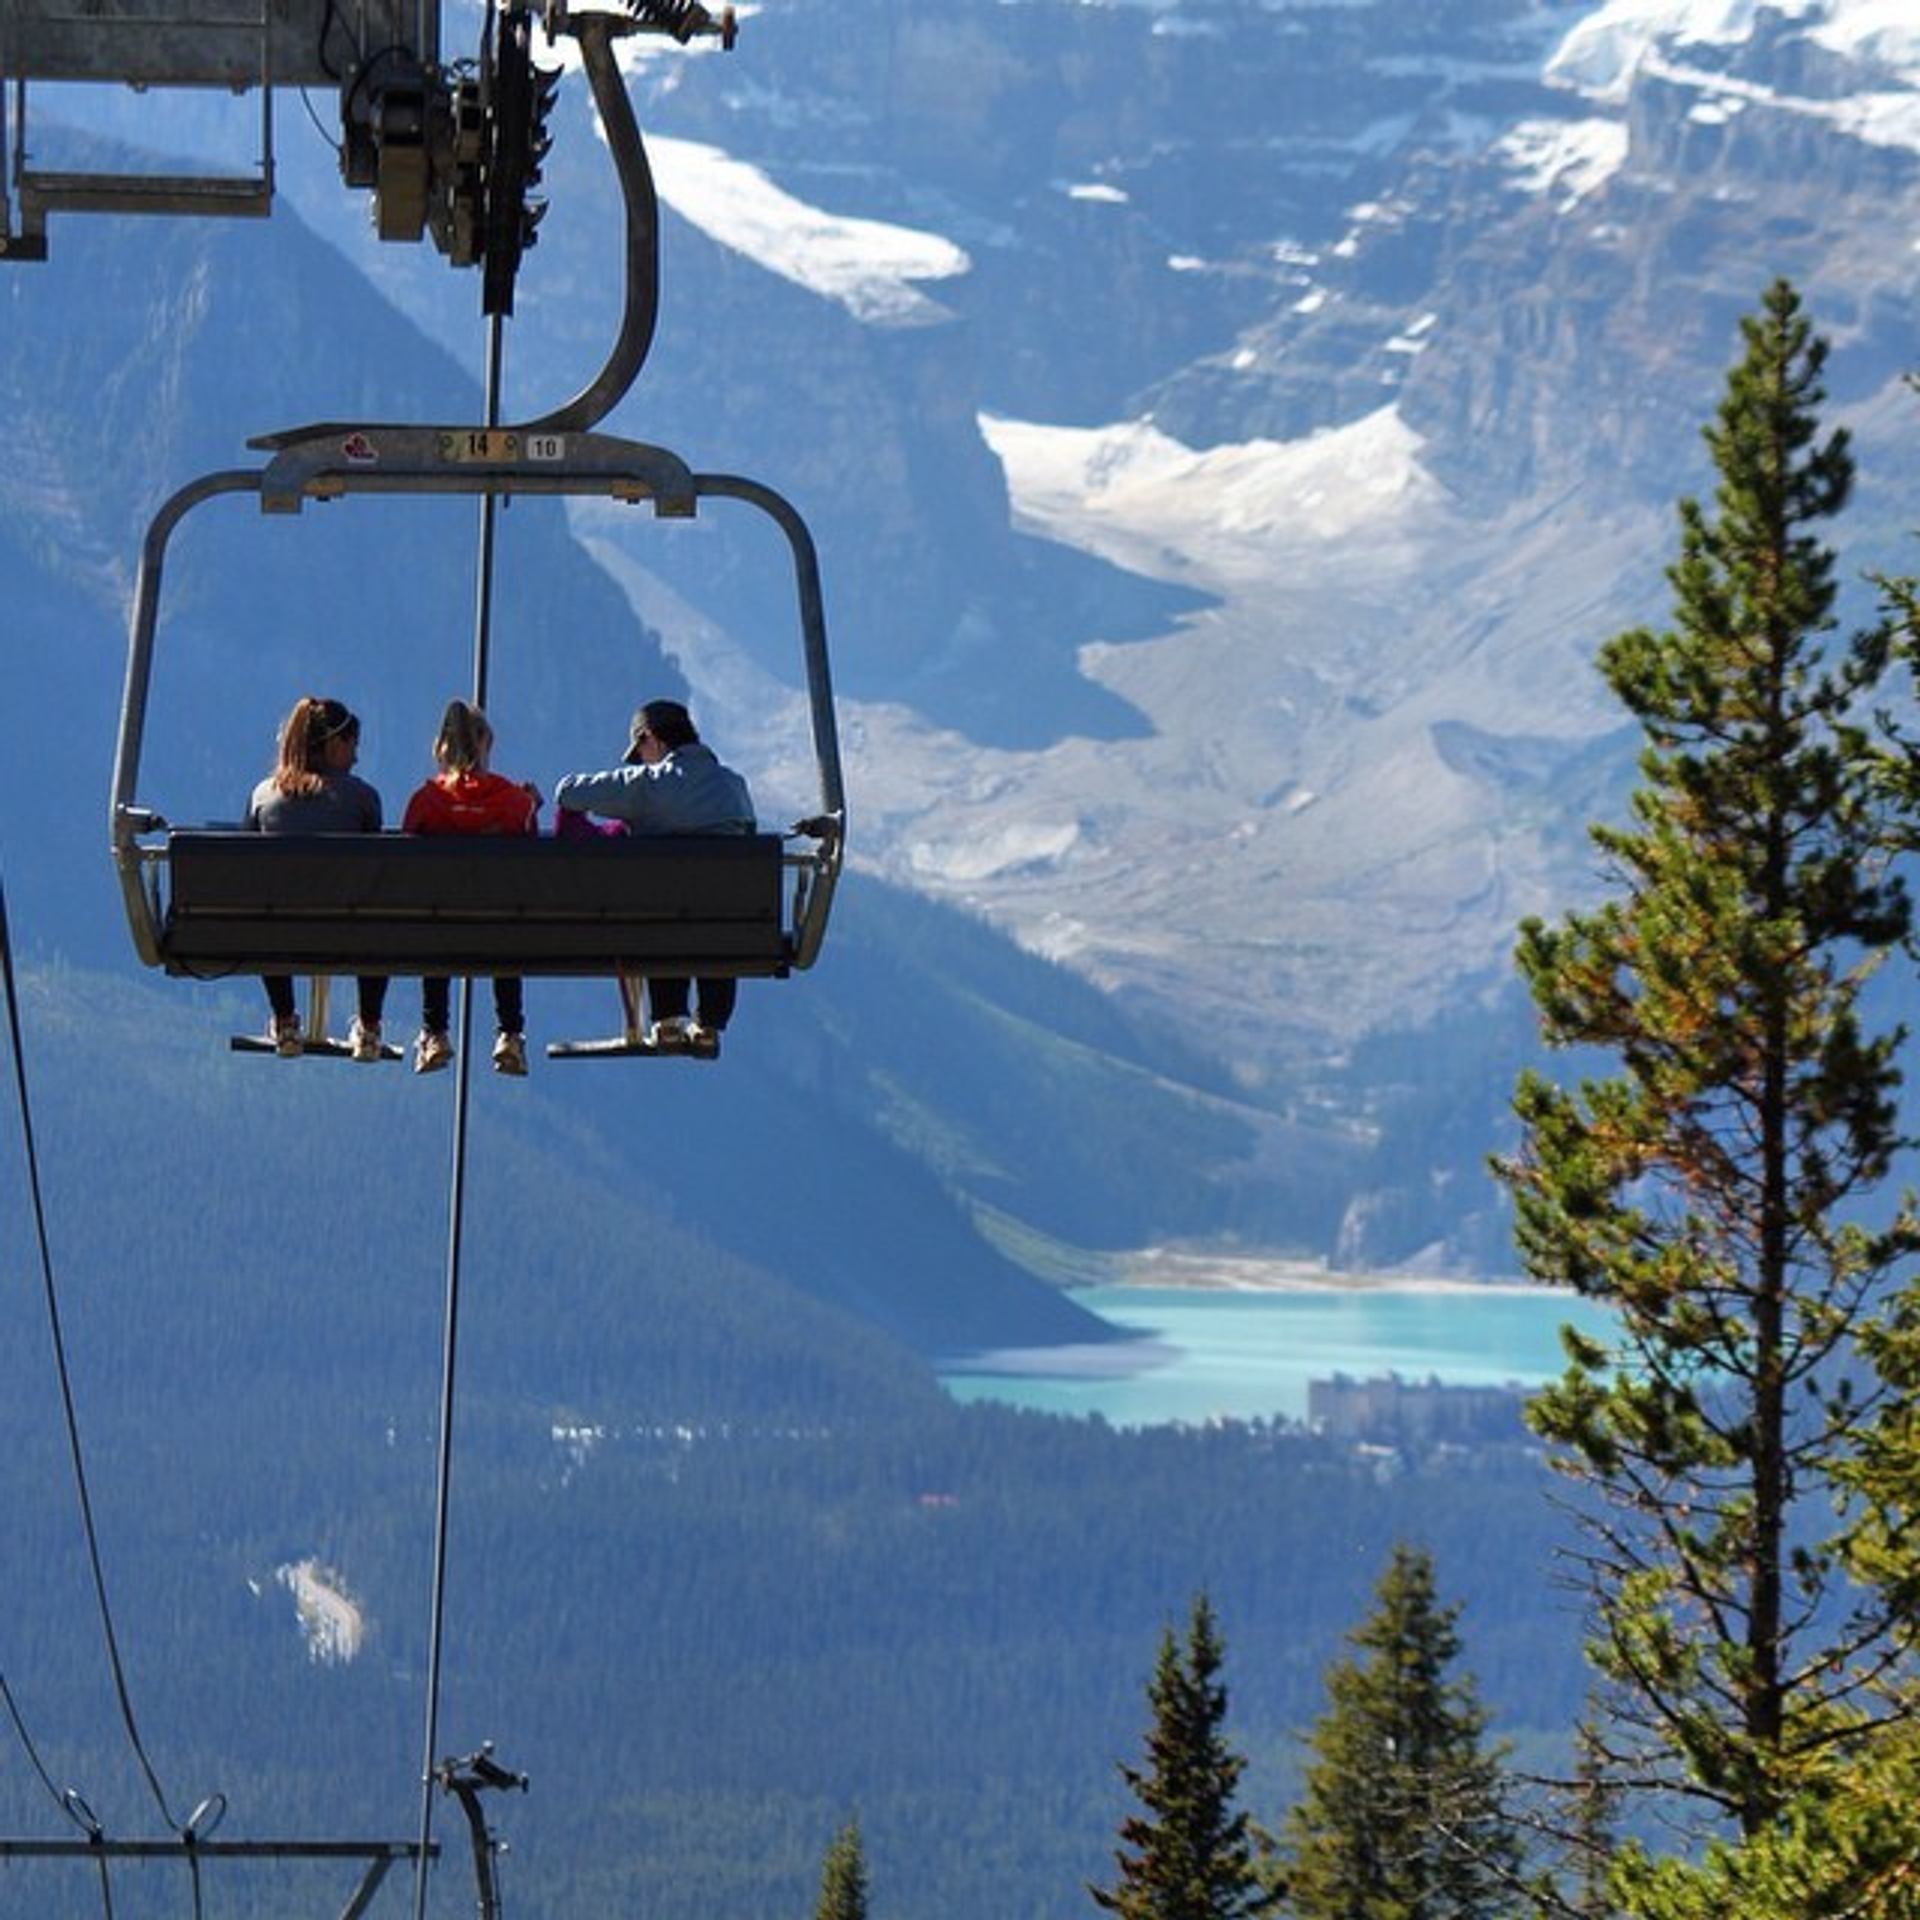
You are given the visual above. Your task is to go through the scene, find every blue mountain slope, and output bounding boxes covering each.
[3,183,1318,1353]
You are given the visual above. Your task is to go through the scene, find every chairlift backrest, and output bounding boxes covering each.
[161,829,793,979]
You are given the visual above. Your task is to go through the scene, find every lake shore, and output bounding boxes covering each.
[1101,1247,1538,1296]
[942,1280,1610,1424]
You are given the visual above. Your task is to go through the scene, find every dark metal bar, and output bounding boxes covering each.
[517,8,657,435]
[17,170,272,219]
[0,1835,431,1920]
[339,1853,397,1920]
[0,1839,430,1858]
[474,313,506,707]
[110,468,263,964]
[691,472,845,967]
[414,1005,476,1920]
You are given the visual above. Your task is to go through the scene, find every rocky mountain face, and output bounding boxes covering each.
[497,0,1920,1079]
[8,0,1920,1276]
[600,0,1920,1261]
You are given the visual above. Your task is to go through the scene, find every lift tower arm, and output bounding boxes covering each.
[0,0,731,276]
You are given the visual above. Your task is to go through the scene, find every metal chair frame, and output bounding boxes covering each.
[110,426,844,979]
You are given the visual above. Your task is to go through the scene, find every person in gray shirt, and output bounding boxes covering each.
[244,696,389,1060]
[554,698,755,1049]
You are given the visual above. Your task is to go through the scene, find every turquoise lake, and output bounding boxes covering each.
[940,1283,1617,1429]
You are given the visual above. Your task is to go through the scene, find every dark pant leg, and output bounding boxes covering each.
[263,974,297,1021]
[357,976,389,1026]
[422,977,451,1032]
[647,976,690,1022]
[492,976,525,1035]
[695,978,737,1032]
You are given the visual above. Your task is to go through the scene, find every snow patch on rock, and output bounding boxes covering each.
[647,135,971,326]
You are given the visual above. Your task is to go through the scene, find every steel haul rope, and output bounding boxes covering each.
[0,1669,118,1916]
[412,300,511,1920]
[0,869,217,1916]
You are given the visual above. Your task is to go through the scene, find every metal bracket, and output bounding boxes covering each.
[435,1744,527,1920]
[0,1838,433,1920]
[1,9,277,256]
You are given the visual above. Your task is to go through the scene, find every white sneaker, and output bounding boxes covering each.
[686,1020,720,1053]
[270,1014,303,1059]
[492,1030,528,1077]
[648,1015,693,1051]
[348,1018,383,1063]
[414,1028,454,1074]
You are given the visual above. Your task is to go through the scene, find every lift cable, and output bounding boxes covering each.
[0,872,209,1889]
[411,298,512,1920]
[411,985,479,1920]
[0,1761,119,1920]
[0,1670,69,1819]
[0,1665,121,1920]
[0,1668,116,1887]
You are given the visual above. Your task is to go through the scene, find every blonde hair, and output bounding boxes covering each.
[271,696,357,797]
[433,699,494,774]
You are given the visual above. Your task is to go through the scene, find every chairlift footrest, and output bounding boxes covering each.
[545,1034,720,1062]
[229,1036,404,1061]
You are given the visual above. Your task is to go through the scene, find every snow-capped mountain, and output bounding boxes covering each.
[576,0,1920,1069]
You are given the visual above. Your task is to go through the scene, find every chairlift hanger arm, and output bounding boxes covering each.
[243,2,711,439]
[519,5,656,433]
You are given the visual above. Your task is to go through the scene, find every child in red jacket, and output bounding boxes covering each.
[402,699,541,1075]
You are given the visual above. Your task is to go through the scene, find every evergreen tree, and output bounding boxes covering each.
[1091,1593,1269,1920]
[1494,278,1920,1838]
[1559,1715,1624,1920]
[815,1816,870,1920]
[1608,1721,1920,1920]
[1278,1543,1523,1920]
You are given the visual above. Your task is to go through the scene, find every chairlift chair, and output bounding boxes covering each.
[110,425,844,1057]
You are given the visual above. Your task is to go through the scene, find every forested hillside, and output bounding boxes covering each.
[0,1379,1582,1919]
[0,955,1584,1920]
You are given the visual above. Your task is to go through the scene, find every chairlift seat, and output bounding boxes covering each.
[157,829,790,977]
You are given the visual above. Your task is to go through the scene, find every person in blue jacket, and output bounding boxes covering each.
[554,699,756,1048]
